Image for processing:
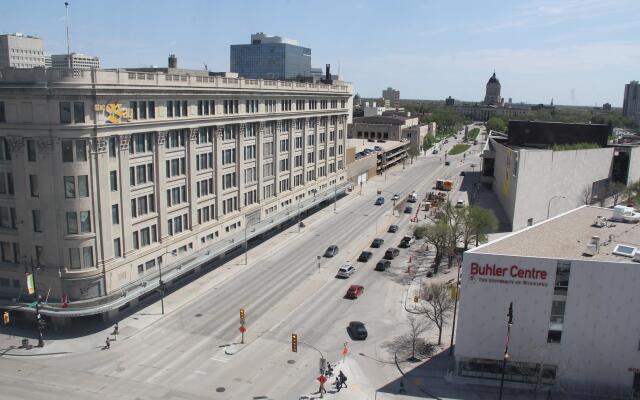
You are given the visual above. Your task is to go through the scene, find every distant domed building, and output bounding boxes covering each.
[484,72,502,106]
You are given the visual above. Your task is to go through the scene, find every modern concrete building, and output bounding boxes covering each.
[230,33,313,80]
[382,87,400,109]
[0,64,352,323]
[455,205,640,399]
[481,121,640,231]
[50,53,100,69]
[347,115,434,151]
[622,80,640,124]
[0,33,46,69]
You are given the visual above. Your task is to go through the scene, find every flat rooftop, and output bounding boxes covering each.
[347,139,408,154]
[474,206,640,263]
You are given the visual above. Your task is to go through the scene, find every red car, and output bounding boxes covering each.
[345,285,364,299]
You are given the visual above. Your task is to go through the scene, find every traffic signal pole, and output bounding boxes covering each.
[30,259,44,347]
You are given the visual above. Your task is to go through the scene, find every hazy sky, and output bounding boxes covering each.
[2,0,639,106]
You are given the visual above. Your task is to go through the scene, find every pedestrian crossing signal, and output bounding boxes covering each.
[2,311,8,324]
[291,333,298,353]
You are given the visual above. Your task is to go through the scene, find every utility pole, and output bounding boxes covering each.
[244,223,248,265]
[449,255,462,355]
[64,2,71,69]
[333,182,337,212]
[29,258,44,347]
[498,302,514,400]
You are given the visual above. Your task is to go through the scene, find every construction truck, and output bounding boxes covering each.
[435,179,453,191]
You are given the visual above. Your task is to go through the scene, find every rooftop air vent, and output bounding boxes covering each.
[612,244,637,258]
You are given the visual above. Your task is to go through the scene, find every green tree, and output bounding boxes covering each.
[485,116,507,133]
[422,133,435,153]
[407,145,419,163]
[414,222,449,268]
[463,206,498,248]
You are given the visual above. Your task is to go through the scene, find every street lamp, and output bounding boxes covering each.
[546,195,567,219]
[157,249,177,315]
[498,302,514,400]
[449,255,462,355]
[25,257,45,347]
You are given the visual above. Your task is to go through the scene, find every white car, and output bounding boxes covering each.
[455,200,465,208]
[392,193,400,201]
[337,264,356,278]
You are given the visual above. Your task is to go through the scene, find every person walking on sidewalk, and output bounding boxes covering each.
[339,371,348,388]
[105,337,110,350]
[334,376,342,392]
[113,322,119,336]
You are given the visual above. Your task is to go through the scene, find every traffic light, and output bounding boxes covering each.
[239,308,245,321]
[3,311,9,324]
[291,333,298,353]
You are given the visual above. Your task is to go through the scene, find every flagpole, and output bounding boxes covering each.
[30,257,44,347]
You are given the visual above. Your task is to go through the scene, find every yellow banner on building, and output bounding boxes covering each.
[26,273,34,295]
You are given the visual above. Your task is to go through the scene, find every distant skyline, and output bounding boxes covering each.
[2,0,639,106]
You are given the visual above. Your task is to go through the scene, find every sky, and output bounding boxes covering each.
[2,0,639,106]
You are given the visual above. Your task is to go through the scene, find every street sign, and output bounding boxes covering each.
[318,375,327,384]
[239,326,246,333]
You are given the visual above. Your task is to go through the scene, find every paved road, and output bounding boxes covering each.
[0,137,484,400]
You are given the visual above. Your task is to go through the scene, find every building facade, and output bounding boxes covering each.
[382,87,400,109]
[455,206,640,399]
[0,67,352,320]
[230,33,312,80]
[347,115,429,150]
[0,33,45,69]
[50,53,100,69]
[623,80,640,124]
[484,72,501,106]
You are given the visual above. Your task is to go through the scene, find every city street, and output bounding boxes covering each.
[0,137,484,400]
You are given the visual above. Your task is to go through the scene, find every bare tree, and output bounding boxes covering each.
[406,315,431,361]
[608,182,627,206]
[579,184,593,205]
[417,282,455,345]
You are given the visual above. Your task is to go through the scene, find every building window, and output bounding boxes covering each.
[111,204,119,224]
[0,138,10,160]
[222,172,236,190]
[109,137,117,157]
[66,212,78,234]
[0,101,5,122]
[62,140,74,162]
[73,102,84,123]
[110,171,118,191]
[0,172,14,195]
[113,238,121,258]
[222,148,237,165]
[26,139,36,161]
[64,176,75,198]
[69,248,81,269]
[263,162,274,178]
[76,140,87,161]
[59,102,72,123]
[547,261,571,344]
[83,246,94,267]
[32,210,41,232]
[78,175,89,197]
[29,175,39,197]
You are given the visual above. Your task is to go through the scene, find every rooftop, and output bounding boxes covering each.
[352,115,409,125]
[473,206,640,263]
[347,138,409,154]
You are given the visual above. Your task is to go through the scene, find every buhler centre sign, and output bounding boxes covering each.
[469,262,549,287]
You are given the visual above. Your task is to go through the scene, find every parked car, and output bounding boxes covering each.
[374,145,383,151]
[371,238,385,248]
[375,196,385,205]
[384,247,400,260]
[392,193,400,201]
[432,149,439,154]
[347,321,368,340]
[426,271,434,278]
[388,224,399,233]
[460,171,465,176]
[345,285,364,299]
[324,245,339,257]
[445,161,450,166]
[404,206,413,214]
[399,235,415,248]
[337,264,356,278]
[455,200,465,208]
[358,251,373,262]
[375,259,391,271]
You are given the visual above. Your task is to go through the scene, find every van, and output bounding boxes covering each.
[408,192,418,203]
[384,248,400,260]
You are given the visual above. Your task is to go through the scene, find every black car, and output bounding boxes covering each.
[384,247,400,260]
[371,238,385,248]
[426,271,434,277]
[347,321,368,340]
[375,260,391,271]
[404,206,413,214]
[358,251,373,262]
[324,245,339,257]
[387,224,399,233]
[399,239,411,248]
[445,161,450,166]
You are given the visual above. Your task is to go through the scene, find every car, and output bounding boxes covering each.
[364,148,374,154]
[347,321,368,340]
[404,206,413,214]
[399,235,415,248]
[374,145,383,151]
[371,238,385,248]
[473,140,478,145]
[445,161,450,166]
[444,139,449,144]
[375,259,391,271]
[345,285,364,299]
[358,251,373,262]
[375,196,385,205]
[384,247,400,260]
[337,264,356,278]
[388,224,399,233]
[460,171,465,176]
[426,271,434,277]
[432,149,439,154]
[455,200,465,208]
[392,193,400,201]
[324,245,339,257]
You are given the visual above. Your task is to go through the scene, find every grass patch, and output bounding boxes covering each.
[468,128,480,140]
[552,142,601,151]
[448,144,471,155]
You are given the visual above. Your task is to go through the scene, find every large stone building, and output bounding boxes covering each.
[382,87,400,109]
[50,53,100,69]
[0,33,46,69]
[347,115,434,151]
[230,33,314,80]
[0,64,352,323]
[622,80,640,124]
[483,72,501,106]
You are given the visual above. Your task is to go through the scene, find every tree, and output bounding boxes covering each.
[626,180,640,206]
[417,282,455,345]
[414,221,449,268]
[579,184,593,205]
[606,182,627,206]
[407,145,419,163]
[405,315,431,361]
[422,133,435,153]
[465,206,498,248]
[485,116,507,133]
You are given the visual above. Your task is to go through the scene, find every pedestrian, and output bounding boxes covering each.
[105,337,110,349]
[113,322,119,336]
[326,363,333,377]
[339,371,348,388]
[319,381,326,396]
[334,376,341,392]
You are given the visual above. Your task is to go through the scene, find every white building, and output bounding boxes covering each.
[455,205,640,399]
[50,53,100,69]
[0,33,46,69]
[0,65,351,324]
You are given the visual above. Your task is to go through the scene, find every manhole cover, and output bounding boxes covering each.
[215,387,226,393]
[195,313,202,317]
[287,359,296,364]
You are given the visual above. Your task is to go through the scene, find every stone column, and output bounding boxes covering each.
[214,126,223,220]
[118,135,134,254]
[288,120,294,190]
[237,123,245,211]
[90,137,111,267]
[301,118,308,185]
[274,120,281,195]
[155,131,168,239]
[187,128,198,228]
[256,122,264,203]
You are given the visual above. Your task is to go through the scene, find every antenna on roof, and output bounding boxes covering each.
[64,2,71,69]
